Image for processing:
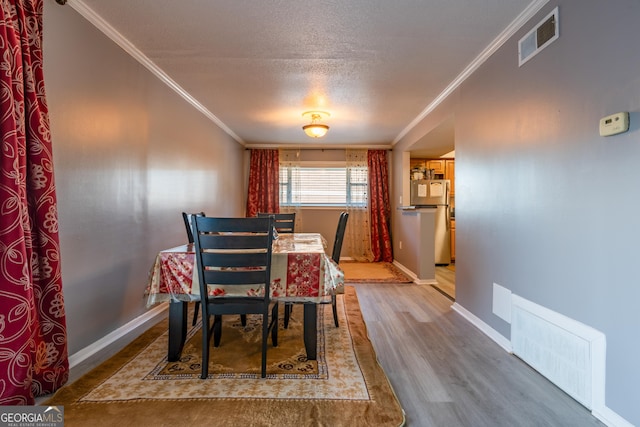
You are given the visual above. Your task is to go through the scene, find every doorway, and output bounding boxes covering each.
[406,116,456,299]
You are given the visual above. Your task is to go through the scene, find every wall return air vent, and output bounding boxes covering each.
[518,7,559,66]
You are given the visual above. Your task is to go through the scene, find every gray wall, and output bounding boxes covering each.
[43,4,245,354]
[41,0,640,423]
[393,1,639,424]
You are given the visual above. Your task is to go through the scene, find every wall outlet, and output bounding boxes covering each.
[399,241,403,250]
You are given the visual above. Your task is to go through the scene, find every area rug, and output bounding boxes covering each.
[45,287,405,427]
[341,262,412,283]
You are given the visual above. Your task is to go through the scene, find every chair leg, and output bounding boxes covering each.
[192,302,200,326]
[331,294,339,327]
[260,303,279,379]
[213,315,223,347]
[270,303,279,347]
[241,314,247,326]
[284,303,292,329]
[201,314,211,379]
[261,312,268,378]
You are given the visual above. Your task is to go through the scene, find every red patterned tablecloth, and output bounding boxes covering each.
[145,233,343,306]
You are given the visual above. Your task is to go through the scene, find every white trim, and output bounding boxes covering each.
[68,304,167,368]
[518,6,559,67]
[391,260,410,276]
[393,0,551,144]
[454,295,633,427]
[592,406,635,427]
[415,278,438,285]
[68,0,243,144]
[390,260,438,285]
[511,294,607,414]
[451,302,513,352]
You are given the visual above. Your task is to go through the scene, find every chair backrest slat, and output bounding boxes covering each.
[201,251,269,267]
[203,269,269,286]
[198,233,270,250]
[257,212,295,233]
[193,216,274,302]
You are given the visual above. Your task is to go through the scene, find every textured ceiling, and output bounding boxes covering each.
[70,0,535,154]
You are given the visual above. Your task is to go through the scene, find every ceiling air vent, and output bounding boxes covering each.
[518,7,559,66]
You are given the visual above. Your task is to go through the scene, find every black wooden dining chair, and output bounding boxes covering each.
[192,216,279,379]
[257,212,296,233]
[326,211,349,327]
[182,211,205,244]
[283,211,348,329]
[182,211,205,326]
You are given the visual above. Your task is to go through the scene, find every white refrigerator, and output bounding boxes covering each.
[410,179,452,265]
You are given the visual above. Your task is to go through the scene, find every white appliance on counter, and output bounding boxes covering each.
[410,179,451,265]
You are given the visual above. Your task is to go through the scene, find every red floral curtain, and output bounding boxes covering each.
[246,149,280,217]
[0,0,69,404]
[368,150,393,262]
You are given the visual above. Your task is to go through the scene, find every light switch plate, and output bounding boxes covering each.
[599,112,629,136]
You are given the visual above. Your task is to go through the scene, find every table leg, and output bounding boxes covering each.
[303,303,317,360]
[168,300,188,361]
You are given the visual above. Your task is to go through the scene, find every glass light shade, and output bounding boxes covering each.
[302,123,330,138]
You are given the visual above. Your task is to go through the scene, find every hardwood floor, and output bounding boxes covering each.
[48,264,603,426]
[351,281,604,427]
[434,265,455,300]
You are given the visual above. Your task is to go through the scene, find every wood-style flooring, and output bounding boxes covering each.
[352,278,604,427]
[50,264,603,426]
[434,265,456,300]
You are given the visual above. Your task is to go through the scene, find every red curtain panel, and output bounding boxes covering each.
[246,149,280,217]
[368,150,393,262]
[0,0,69,404]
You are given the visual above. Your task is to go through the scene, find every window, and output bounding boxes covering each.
[280,163,367,207]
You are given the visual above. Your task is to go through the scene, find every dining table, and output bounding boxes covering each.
[145,233,344,362]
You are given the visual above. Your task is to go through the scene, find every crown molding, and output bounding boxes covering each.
[393,0,551,145]
[67,0,244,144]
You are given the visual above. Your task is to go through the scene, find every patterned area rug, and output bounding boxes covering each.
[341,262,412,283]
[45,287,405,426]
[150,312,325,380]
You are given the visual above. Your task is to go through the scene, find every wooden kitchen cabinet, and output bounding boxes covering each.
[410,159,426,169]
[445,160,455,195]
[410,158,454,194]
[427,160,445,174]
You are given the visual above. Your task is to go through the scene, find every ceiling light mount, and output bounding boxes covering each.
[302,110,330,138]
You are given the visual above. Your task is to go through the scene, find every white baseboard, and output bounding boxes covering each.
[391,260,437,285]
[592,406,635,427]
[391,260,415,280]
[450,302,512,353]
[451,302,633,427]
[63,284,634,427]
[415,278,438,285]
[68,304,168,369]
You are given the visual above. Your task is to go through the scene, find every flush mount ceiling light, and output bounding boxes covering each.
[302,111,330,138]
